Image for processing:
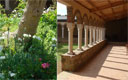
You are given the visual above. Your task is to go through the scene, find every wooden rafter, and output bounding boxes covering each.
[74,0,104,20]
[86,0,106,19]
[90,1,127,12]
[104,9,127,17]
[105,13,127,21]
[108,0,116,19]
[104,11,127,20]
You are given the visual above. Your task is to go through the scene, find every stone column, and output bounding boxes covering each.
[84,25,89,48]
[89,26,93,45]
[102,28,103,41]
[93,27,96,44]
[101,28,102,41]
[95,27,97,44]
[101,28,103,41]
[98,28,100,42]
[61,24,65,38]
[77,24,83,51]
[67,23,75,55]
[96,27,98,43]
[103,28,106,40]
[100,28,101,42]
[5,0,10,10]
[100,28,102,41]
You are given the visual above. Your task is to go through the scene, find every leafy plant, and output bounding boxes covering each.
[0,1,57,79]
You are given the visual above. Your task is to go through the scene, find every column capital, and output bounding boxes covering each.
[77,24,83,30]
[89,26,93,29]
[84,25,89,27]
[93,26,97,29]
[61,22,65,27]
[67,23,75,31]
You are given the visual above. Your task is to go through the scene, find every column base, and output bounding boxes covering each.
[93,42,97,45]
[77,48,83,51]
[67,51,75,55]
[88,44,93,47]
[83,46,89,50]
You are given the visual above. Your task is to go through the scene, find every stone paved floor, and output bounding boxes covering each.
[57,44,128,80]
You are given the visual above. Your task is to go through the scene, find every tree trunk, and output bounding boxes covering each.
[17,0,47,38]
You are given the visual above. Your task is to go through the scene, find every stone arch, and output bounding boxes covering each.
[73,9,83,24]
[83,13,89,25]
[93,18,98,26]
[88,15,94,26]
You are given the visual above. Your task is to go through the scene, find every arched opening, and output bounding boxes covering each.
[73,10,83,50]
[83,14,89,48]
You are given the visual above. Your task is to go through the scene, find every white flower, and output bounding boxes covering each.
[0,37,5,40]
[52,44,56,47]
[9,71,16,77]
[33,35,36,38]
[10,73,16,77]
[36,37,41,40]
[23,34,31,37]
[28,34,31,37]
[12,10,16,13]
[52,37,57,41]
[0,56,5,60]
[18,38,22,41]
[23,34,28,37]
[33,36,41,40]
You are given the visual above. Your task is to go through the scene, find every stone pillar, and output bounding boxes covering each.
[100,28,102,41]
[101,28,102,41]
[67,23,75,55]
[93,27,96,44]
[5,0,10,10]
[101,28,103,41]
[102,28,104,41]
[99,28,101,42]
[103,28,106,40]
[96,27,98,43]
[89,26,93,45]
[103,28,104,40]
[84,25,89,48]
[77,24,83,51]
[95,27,97,44]
[98,28,100,42]
[61,24,65,38]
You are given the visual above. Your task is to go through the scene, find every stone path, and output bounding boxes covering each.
[58,44,128,80]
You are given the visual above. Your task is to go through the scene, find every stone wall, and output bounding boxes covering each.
[61,40,107,71]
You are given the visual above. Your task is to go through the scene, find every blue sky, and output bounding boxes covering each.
[57,2,67,15]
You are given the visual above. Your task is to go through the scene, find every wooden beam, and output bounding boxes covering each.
[108,0,116,18]
[86,0,106,19]
[90,1,127,12]
[104,9,127,17]
[74,0,105,20]
[104,12,127,21]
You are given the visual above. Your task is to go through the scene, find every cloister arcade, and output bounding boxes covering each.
[57,0,127,80]
[58,11,106,54]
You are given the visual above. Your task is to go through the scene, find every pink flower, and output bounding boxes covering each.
[39,58,42,61]
[41,63,50,69]
[46,63,50,68]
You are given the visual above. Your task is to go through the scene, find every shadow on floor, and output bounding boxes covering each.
[58,44,128,80]
[106,60,128,65]
[108,55,128,60]
[73,44,113,78]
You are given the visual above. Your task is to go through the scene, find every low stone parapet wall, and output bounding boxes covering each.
[61,40,107,71]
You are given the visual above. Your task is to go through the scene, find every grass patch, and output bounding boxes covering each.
[57,43,84,61]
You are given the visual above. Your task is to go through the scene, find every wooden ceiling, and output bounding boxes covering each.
[75,0,128,21]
